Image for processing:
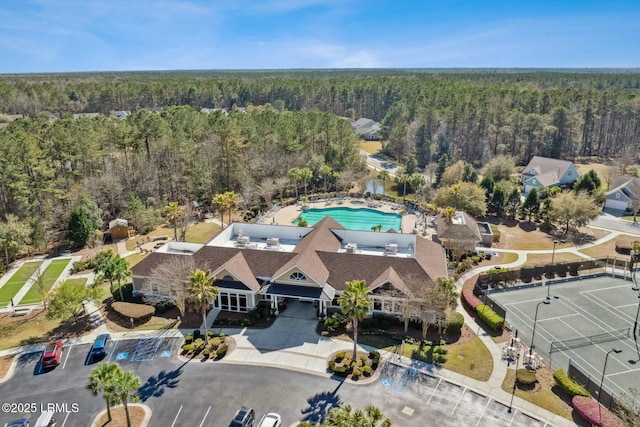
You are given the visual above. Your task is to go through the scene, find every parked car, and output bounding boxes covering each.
[4,419,29,427]
[257,413,281,427]
[90,334,111,359]
[229,406,255,427]
[41,341,63,368]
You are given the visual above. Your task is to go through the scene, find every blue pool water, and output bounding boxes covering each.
[298,207,402,231]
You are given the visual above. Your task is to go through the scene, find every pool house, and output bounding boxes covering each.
[131,217,447,318]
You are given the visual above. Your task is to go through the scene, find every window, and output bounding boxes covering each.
[223,275,234,281]
[149,283,159,294]
[616,192,620,199]
[289,272,306,281]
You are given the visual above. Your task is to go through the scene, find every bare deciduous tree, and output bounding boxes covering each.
[143,255,197,317]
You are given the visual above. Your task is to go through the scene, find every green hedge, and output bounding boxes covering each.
[553,369,591,397]
[445,312,464,335]
[216,344,228,359]
[516,368,537,386]
[476,304,504,331]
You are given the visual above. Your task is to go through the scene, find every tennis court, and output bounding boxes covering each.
[488,275,640,402]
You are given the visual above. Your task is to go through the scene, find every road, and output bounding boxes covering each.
[0,338,550,427]
[590,212,640,235]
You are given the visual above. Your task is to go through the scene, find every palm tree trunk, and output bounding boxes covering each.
[173,223,178,241]
[118,280,124,301]
[106,401,112,422]
[4,244,9,268]
[124,400,131,427]
[353,317,358,358]
[202,308,209,344]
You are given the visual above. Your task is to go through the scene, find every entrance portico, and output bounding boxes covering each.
[261,282,335,318]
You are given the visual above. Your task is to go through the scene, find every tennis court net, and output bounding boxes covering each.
[550,328,630,353]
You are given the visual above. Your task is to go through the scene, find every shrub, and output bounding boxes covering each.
[462,289,483,310]
[433,354,446,365]
[184,334,193,344]
[181,344,194,354]
[202,349,210,359]
[615,240,633,254]
[335,351,345,362]
[476,304,504,331]
[193,330,201,340]
[572,396,625,427]
[111,301,156,322]
[333,365,348,377]
[553,369,591,397]
[445,312,464,335]
[363,366,373,376]
[352,369,362,379]
[324,317,340,332]
[327,360,336,372]
[492,229,501,243]
[516,368,537,386]
[207,330,214,337]
[218,333,225,339]
[216,344,228,359]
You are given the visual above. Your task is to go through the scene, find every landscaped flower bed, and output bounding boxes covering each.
[571,395,625,427]
[327,350,380,380]
[181,330,230,361]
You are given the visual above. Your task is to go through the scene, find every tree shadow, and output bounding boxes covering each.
[138,360,186,401]
[299,380,344,424]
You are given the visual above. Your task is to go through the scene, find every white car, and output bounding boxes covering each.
[257,413,281,427]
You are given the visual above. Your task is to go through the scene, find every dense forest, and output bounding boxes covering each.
[0,69,639,261]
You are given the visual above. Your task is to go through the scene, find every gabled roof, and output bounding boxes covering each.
[109,218,128,229]
[522,156,574,187]
[606,176,640,200]
[351,118,381,136]
[369,266,411,298]
[272,216,343,284]
[210,251,260,291]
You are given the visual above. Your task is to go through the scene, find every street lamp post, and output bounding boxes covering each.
[547,239,565,299]
[508,343,520,414]
[633,272,640,340]
[530,297,551,355]
[598,347,622,422]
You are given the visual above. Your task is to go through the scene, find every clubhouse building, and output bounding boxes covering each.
[131,217,447,318]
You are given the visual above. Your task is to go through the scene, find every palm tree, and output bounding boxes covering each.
[288,167,302,199]
[87,362,119,423]
[377,170,390,196]
[111,368,141,427]
[319,164,333,193]
[300,167,313,195]
[163,202,185,241]
[338,280,373,359]
[223,191,237,225]
[188,269,219,344]
[443,207,456,225]
[409,173,426,202]
[397,173,410,202]
[112,256,131,301]
[212,193,227,228]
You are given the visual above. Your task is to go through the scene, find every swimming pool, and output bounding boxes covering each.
[298,207,402,231]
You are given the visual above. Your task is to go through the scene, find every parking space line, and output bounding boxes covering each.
[170,405,183,427]
[450,387,466,415]
[475,397,491,426]
[62,344,73,369]
[426,377,442,405]
[60,412,70,427]
[198,406,211,427]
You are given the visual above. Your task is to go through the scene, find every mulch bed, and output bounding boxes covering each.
[101,297,202,332]
[94,405,146,427]
[211,309,276,329]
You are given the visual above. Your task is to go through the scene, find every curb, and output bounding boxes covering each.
[90,403,151,427]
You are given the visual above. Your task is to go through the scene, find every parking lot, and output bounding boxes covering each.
[1,337,556,427]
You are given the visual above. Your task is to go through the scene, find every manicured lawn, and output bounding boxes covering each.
[574,162,614,190]
[0,261,43,307]
[579,233,640,259]
[525,252,584,266]
[501,368,573,420]
[19,259,71,305]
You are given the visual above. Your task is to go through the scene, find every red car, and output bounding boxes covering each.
[41,341,63,368]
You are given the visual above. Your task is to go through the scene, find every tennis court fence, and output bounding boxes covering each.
[550,328,630,353]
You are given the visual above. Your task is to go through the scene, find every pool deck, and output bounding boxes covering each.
[262,199,419,234]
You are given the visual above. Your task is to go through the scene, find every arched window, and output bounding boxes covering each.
[289,272,306,281]
[222,275,234,282]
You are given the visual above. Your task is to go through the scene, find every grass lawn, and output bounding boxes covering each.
[0,261,43,307]
[574,162,615,189]
[525,252,584,267]
[359,140,383,155]
[19,259,71,304]
[501,368,573,420]
[125,221,221,250]
[124,252,148,268]
[579,233,640,259]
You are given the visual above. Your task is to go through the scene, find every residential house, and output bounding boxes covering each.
[131,217,447,318]
[345,118,381,140]
[433,211,490,253]
[604,176,640,213]
[521,156,579,194]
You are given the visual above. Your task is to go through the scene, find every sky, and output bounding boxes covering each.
[1,0,639,73]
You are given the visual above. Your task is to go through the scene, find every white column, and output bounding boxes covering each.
[321,300,327,317]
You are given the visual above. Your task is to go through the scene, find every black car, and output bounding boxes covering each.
[90,334,111,359]
[230,406,255,427]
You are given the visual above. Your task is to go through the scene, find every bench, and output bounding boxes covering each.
[12,307,31,316]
